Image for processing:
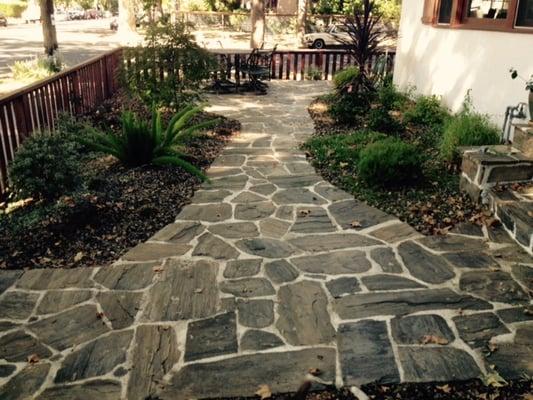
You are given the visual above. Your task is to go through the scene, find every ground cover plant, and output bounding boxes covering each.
[0,91,239,270]
[305,77,500,235]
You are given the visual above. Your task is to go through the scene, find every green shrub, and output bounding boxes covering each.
[11,55,63,81]
[440,111,500,163]
[376,80,408,111]
[358,138,423,187]
[306,67,322,81]
[404,95,450,128]
[333,67,360,91]
[56,113,102,154]
[9,134,82,200]
[81,104,218,179]
[368,107,404,135]
[329,91,372,124]
[0,2,26,17]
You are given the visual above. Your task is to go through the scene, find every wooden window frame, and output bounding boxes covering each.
[422,0,533,33]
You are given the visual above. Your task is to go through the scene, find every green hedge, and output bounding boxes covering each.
[0,3,27,18]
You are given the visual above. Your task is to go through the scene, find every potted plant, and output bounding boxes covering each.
[510,68,533,124]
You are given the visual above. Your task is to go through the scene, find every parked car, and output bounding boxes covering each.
[67,8,85,20]
[22,5,41,23]
[0,13,7,27]
[84,9,103,19]
[55,9,68,22]
[303,24,352,49]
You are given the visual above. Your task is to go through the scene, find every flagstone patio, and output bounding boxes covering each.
[0,81,532,400]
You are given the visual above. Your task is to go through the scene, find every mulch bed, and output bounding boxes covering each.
[0,93,240,270]
[306,97,488,236]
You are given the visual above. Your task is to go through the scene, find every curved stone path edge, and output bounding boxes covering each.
[0,81,532,400]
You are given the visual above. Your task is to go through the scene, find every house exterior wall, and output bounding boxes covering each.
[277,0,297,14]
[393,0,533,127]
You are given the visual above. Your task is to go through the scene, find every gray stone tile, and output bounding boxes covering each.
[192,233,239,260]
[289,233,381,252]
[94,262,156,290]
[369,223,422,243]
[37,380,122,400]
[370,247,403,273]
[0,270,22,294]
[314,183,352,202]
[208,222,259,239]
[325,277,360,298]
[236,238,296,258]
[220,278,275,298]
[37,290,92,315]
[417,235,487,252]
[398,241,455,284]
[0,330,52,362]
[122,242,191,262]
[512,264,533,291]
[272,188,327,205]
[329,200,394,230]
[177,203,233,222]
[264,260,299,283]
[240,330,284,351]
[237,299,274,328]
[362,274,425,290]
[391,314,455,345]
[0,363,50,400]
[459,270,529,304]
[191,190,232,203]
[97,292,142,329]
[259,218,291,238]
[0,291,39,319]
[444,251,500,269]
[17,268,93,290]
[231,191,267,203]
[453,312,510,348]
[291,207,336,233]
[151,221,205,242]
[291,250,370,274]
[224,259,262,279]
[185,312,237,361]
[234,202,276,220]
[496,306,533,323]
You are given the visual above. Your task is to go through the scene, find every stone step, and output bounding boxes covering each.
[488,185,533,254]
[513,124,533,158]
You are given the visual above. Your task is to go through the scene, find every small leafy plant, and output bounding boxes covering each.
[333,67,360,92]
[10,54,63,81]
[81,104,218,180]
[306,67,323,81]
[404,95,450,128]
[510,68,533,91]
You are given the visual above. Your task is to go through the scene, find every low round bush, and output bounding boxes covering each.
[440,111,500,163]
[404,95,450,128]
[333,67,360,91]
[357,138,423,187]
[329,92,371,124]
[9,134,82,200]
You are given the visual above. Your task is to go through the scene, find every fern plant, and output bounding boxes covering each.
[81,104,218,180]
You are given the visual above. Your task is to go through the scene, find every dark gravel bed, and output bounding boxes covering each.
[0,96,240,270]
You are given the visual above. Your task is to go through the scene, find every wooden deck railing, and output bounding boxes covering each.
[0,47,395,194]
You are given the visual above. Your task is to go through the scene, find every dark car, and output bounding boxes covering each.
[0,13,7,27]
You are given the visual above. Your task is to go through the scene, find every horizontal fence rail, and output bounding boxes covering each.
[0,47,395,195]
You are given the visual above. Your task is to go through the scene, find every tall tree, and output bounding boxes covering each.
[296,0,308,46]
[250,0,264,49]
[118,0,137,43]
[40,0,58,55]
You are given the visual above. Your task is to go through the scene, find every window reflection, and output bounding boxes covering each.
[516,0,533,27]
[467,0,509,19]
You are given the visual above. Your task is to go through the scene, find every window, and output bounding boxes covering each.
[466,0,509,20]
[516,0,533,26]
[438,0,454,22]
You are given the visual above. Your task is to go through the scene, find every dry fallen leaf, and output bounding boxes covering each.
[27,354,40,364]
[153,266,163,273]
[74,252,84,262]
[482,371,507,387]
[350,220,362,228]
[420,335,449,345]
[255,384,272,400]
[96,312,105,320]
[194,288,203,294]
[436,384,451,393]
[522,394,533,400]
[308,367,322,376]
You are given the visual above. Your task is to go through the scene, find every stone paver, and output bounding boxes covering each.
[0,81,531,399]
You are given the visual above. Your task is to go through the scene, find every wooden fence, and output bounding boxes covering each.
[0,48,395,194]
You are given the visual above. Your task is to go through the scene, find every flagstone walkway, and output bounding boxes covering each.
[1,81,532,400]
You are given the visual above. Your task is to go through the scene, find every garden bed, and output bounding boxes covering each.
[305,93,490,236]
[0,93,240,270]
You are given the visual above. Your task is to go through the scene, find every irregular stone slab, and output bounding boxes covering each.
[234,202,276,220]
[0,270,22,294]
[224,259,262,278]
[231,191,267,203]
[398,241,455,284]
[362,274,425,291]
[326,277,361,298]
[444,251,500,269]
[269,175,321,188]
[512,264,533,291]
[259,218,291,238]
[236,238,296,258]
[37,380,122,400]
[177,203,232,222]
[240,330,284,351]
[206,167,242,178]
[37,290,92,315]
[291,250,371,274]
[369,222,422,243]
[264,260,299,283]
[335,288,492,319]
[55,330,133,382]
[237,299,274,328]
[17,268,93,290]
[459,270,529,304]
[417,235,487,252]
[97,292,142,329]
[192,233,239,260]
[94,262,156,290]
[0,364,16,378]
[0,330,52,362]
[486,225,515,244]
[151,221,205,242]
[370,247,403,273]
[275,205,294,221]
[486,344,533,379]
[29,305,110,351]
[452,312,510,348]
[272,188,327,205]
[391,314,455,344]
[289,233,381,252]
[212,154,246,167]
[127,325,180,400]
[496,306,533,323]
[0,321,19,332]
[399,347,481,382]
[451,222,484,237]
[329,200,393,230]
[191,189,232,203]
[159,348,336,399]
[314,184,352,202]
[122,242,191,261]
[250,183,276,196]
[291,207,336,233]
[185,312,237,361]
[515,325,533,344]
[220,278,275,298]
[208,222,259,239]
[0,291,39,319]
[0,363,50,400]
[276,281,335,345]
[338,320,399,386]
[143,259,219,321]
[205,175,248,190]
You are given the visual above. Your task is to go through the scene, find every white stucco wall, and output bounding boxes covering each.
[393,1,533,127]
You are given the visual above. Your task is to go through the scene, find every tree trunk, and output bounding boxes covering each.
[118,0,137,44]
[296,0,307,46]
[40,0,58,56]
[250,0,264,49]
